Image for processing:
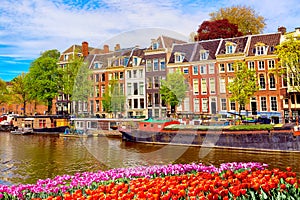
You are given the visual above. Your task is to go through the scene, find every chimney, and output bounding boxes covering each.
[115,44,120,51]
[103,44,109,53]
[278,26,287,35]
[82,41,89,57]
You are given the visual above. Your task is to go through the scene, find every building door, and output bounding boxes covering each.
[251,97,257,115]
[210,97,217,114]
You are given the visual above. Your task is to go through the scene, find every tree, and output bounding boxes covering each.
[275,36,300,120]
[195,19,242,41]
[26,49,63,114]
[209,5,266,35]
[10,73,32,115]
[0,79,9,106]
[227,62,259,119]
[71,62,93,115]
[101,78,125,118]
[160,70,188,114]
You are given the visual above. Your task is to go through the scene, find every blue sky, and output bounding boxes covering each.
[0,0,299,81]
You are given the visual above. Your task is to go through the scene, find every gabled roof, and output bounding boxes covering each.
[168,43,197,64]
[146,35,186,50]
[217,36,249,55]
[85,47,135,70]
[247,32,281,56]
[192,39,222,61]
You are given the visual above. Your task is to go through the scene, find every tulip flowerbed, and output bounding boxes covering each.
[0,162,300,199]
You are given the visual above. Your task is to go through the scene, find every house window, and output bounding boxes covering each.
[219,63,225,73]
[154,77,160,88]
[209,78,215,94]
[268,60,275,69]
[146,60,152,72]
[94,63,99,69]
[201,78,207,94]
[221,98,227,110]
[200,65,207,74]
[269,74,276,89]
[220,78,226,93]
[152,42,159,50]
[256,46,266,55]
[133,83,138,95]
[260,97,267,111]
[270,96,277,111]
[226,45,234,54]
[127,71,132,79]
[193,65,199,75]
[119,72,124,80]
[127,83,132,95]
[153,59,159,71]
[134,99,138,108]
[147,77,152,89]
[140,98,145,109]
[120,83,124,95]
[259,74,266,89]
[160,59,165,71]
[193,79,199,95]
[208,64,215,74]
[133,70,137,78]
[175,53,184,63]
[227,63,234,72]
[101,74,105,82]
[228,77,234,93]
[194,98,200,112]
[101,85,105,97]
[154,93,159,106]
[139,69,143,78]
[139,82,144,95]
[258,61,265,70]
[248,61,255,70]
[202,98,208,112]
[230,101,236,111]
[95,74,99,82]
[133,57,138,66]
[124,57,129,66]
[183,68,189,74]
[200,50,209,60]
[148,94,152,107]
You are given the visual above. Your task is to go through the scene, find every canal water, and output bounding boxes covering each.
[1,132,300,185]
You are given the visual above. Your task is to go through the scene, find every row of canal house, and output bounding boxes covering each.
[57,28,300,124]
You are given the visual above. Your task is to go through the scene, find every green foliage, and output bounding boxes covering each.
[227,62,259,115]
[71,62,93,102]
[228,124,273,131]
[209,5,266,35]
[10,73,32,115]
[26,49,62,113]
[275,36,300,92]
[101,78,126,116]
[160,70,187,109]
[0,78,10,105]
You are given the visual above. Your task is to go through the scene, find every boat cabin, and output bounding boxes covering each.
[139,118,180,132]
[12,115,69,129]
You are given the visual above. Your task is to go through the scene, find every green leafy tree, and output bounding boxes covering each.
[160,70,188,114]
[209,5,266,35]
[275,36,300,120]
[102,78,125,118]
[72,62,93,115]
[0,79,9,106]
[10,73,32,115]
[26,49,62,114]
[227,62,259,119]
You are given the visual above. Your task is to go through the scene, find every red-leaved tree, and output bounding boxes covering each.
[195,19,243,41]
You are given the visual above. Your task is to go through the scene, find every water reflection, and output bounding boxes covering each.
[0,132,300,185]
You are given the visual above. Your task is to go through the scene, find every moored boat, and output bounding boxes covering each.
[12,115,69,134]
[119,118,300,152]
[11,127,33,135]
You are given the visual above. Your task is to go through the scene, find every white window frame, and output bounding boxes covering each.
[270,96,277,111]
[258,61,265,70]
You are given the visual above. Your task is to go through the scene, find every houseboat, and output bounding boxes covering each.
[12,115,69,134]
[10,117,34,135]
[0,114,16,131]
[119,118,300,152]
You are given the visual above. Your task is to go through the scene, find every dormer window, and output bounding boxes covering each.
[200,50,209,60]
[94,62,102,69]
[152,42,159,50]
[123,57,129,66]
[174,52,185,63]
[225,42,236,54]
[64,54,69,61]
[255,42,268,55]
[133,57,138,66]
